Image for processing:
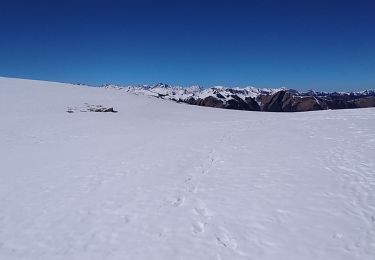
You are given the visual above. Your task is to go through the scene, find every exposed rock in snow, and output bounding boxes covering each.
[67,104,118,113]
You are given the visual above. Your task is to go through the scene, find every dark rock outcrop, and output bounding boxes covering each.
[260,90,326,112]
[225,95,251,110]
[88,107,118,113]
[202,96,224,108]
[245,97,261,111]
[259,90,375,112]
[186,96,225,108]
[290,96,327,112]
[350,96,375,108]
[183,95,260,111]
[325,99,356,110]
[259,91,288,112]
[66,104,118,113]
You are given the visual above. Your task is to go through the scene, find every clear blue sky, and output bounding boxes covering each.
[0,0,374,91]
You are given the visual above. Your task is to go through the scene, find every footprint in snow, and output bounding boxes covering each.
[184,176,192,183]
[172,196,185,207]
[215,229,237,249]
[192,221,205,234]
[193,206,210,218]
[193,199,212,217]
[187,185,198,193]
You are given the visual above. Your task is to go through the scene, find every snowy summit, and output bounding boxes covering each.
[0,77,374,260]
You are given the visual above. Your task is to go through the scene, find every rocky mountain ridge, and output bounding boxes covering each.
[104,83,375,112]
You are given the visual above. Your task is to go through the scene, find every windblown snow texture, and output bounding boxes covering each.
[0,77,374,259]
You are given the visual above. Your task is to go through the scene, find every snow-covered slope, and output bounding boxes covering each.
[1,77,374,260]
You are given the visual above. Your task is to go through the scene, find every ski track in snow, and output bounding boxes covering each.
[0,77,375,260]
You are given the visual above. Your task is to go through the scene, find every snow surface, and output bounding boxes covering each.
[0,77,374,260]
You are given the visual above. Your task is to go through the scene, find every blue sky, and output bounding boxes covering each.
[0,0,374,91]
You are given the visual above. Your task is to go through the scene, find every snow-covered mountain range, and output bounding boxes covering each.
[104,83,375,112]
[104,83,286,102]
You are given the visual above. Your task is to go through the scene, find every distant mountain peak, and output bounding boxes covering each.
[104,83,375,112]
